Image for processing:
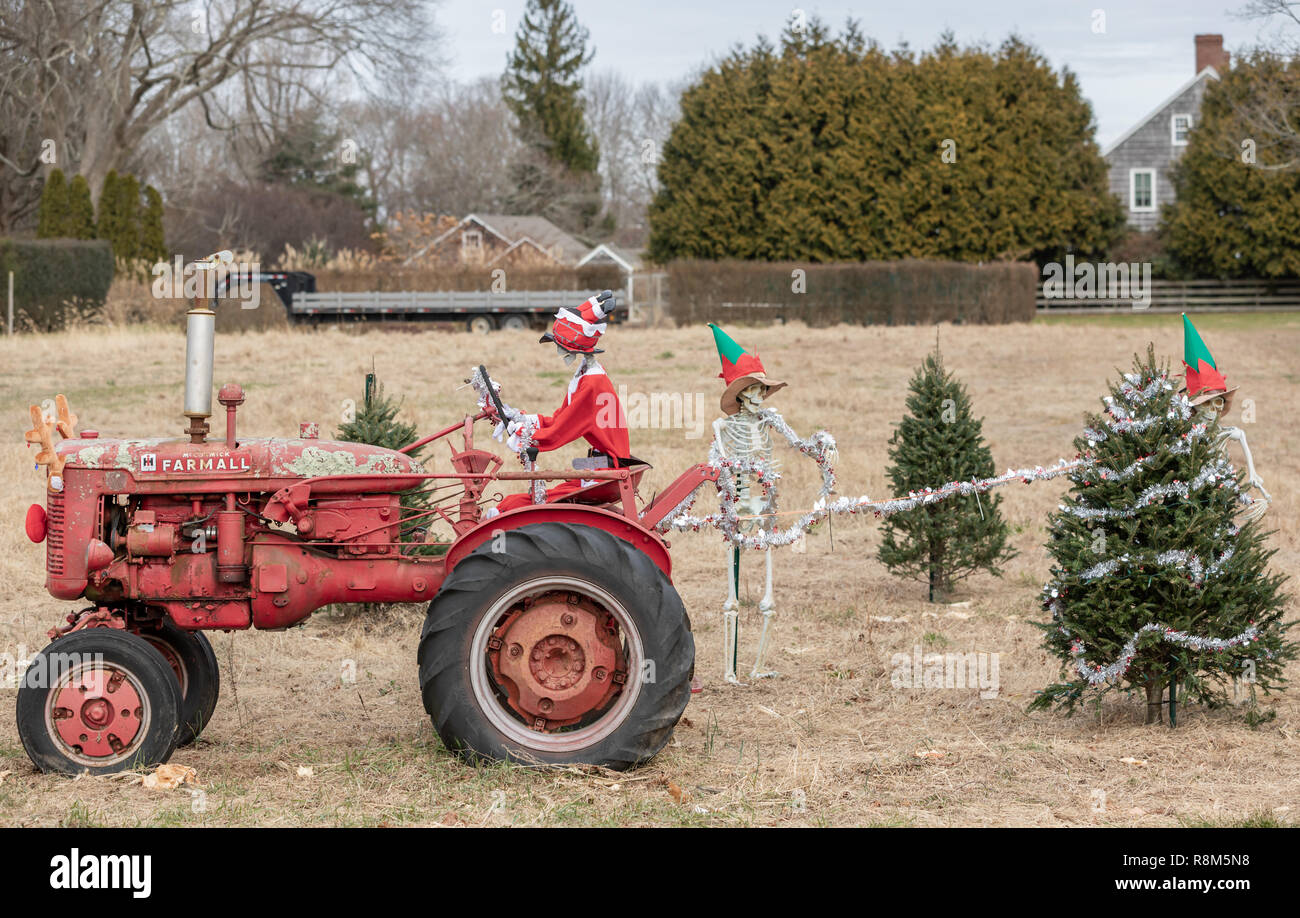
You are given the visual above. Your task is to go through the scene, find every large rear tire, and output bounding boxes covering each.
[418,523,693,770]
[16,629,183,776]
[136,620,220,746]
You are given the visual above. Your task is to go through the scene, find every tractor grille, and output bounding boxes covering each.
[46,492,64,576]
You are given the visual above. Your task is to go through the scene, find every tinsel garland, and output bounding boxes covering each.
[1043,369,1265,686]
[659,407,1084,549]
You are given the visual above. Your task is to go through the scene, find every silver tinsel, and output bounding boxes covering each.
[1043,371,1267,687]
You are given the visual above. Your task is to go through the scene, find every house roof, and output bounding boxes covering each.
[1102,66,1220,158]
[468,214,589,264]
[408,213,590,266]
[577,243,642,273]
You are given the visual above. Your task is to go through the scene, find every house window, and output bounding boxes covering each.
[1171,113,1193,145]
[461,230,483,261]
[1130,169,1156,212]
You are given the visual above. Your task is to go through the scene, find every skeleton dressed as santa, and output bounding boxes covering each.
[493,291,632,514]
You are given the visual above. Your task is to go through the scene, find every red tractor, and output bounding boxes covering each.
[18,290,713,775]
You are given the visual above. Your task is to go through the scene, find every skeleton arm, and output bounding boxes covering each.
[1221,426,1271,501]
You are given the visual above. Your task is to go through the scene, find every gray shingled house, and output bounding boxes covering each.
[1103,35,1229,230]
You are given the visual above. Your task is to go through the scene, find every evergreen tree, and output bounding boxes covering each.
[259,108,375,218]
[1162,52,1300,278]
[648,20,1123,264]
[140,184,167,263]
[66,174,96,239]
[96,170,121,251]
[878,344,1015,601]
[115,173,142,262]
[36,170,69,238]
[502,0,601,234]
[336,374,432,549]
[1031,348,1293,725]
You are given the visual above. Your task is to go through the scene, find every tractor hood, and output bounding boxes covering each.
[58,436,425,480]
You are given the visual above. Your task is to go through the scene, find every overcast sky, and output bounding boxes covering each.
[438,0,1285,148]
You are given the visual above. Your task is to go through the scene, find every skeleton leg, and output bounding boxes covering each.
[751,545,778,679]
[723,545,743,684]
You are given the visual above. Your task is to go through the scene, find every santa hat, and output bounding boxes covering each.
[1179,313,1237,405]
[540,290,614,353]
[709,323,786,415]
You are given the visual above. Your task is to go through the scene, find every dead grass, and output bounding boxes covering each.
[0,313,1297,826]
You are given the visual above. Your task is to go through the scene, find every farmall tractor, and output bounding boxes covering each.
[18,279,712,775]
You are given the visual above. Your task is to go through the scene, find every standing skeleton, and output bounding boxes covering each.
[712,383,781,682]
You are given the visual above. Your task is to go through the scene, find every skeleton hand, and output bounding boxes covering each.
[505,415,538,453]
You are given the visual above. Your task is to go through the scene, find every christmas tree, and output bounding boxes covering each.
[336,373,434,552]
[878,344,1015,601]
[1031,348,1293,725]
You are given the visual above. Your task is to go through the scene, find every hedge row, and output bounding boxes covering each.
[666,260,1038,326]
[0,238,115,330]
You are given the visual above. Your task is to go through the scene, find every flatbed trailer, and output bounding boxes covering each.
[219,271,626,332]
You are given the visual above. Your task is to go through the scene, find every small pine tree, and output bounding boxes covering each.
[1031,348,1293,725]
[336,374,433,550]
[66,175,96,239]
[36,170,69,238]
[878,343,1015,601]
[140,185,167,264]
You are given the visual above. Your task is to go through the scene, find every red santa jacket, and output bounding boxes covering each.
[527,363,629,460]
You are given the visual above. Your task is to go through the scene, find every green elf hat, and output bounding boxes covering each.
[1179,313,1235,406]
[709,323,786,415]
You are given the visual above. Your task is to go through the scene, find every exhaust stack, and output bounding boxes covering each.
[183,252,233,443]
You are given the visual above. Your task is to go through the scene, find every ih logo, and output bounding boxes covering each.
[140,453,157,472]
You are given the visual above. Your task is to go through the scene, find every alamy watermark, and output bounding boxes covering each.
[2,646,106,688]
[151,253,262,310]
[1042,255,1152,309]
[890,646,1001,698]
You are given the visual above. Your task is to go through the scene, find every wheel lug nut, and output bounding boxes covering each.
[561,613,575,627]
[509,643,523,658]
[593,667,607,681]
[539,698,553,713]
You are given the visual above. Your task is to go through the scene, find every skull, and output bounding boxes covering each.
[738,382,767,412]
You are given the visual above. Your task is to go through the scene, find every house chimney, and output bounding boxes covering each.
[1195,34,1229,74]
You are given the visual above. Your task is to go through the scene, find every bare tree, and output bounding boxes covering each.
[0,0,439,230]
[1230,0,1300,170]
[583,70,679,243]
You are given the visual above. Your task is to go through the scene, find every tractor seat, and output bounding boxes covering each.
[555,459,651,506]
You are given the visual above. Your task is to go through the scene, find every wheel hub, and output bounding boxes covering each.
[489,593,626,730]
[52,668,143,758]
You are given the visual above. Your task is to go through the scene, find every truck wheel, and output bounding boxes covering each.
[137,620,220,747]
[16,629,183,776]
[466,315,496,334]
[419,523,694,770]
[500,315,527,331]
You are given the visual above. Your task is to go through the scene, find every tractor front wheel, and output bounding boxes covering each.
[418,523,693,770]
[136,620,220,746]
[16,629,183,775]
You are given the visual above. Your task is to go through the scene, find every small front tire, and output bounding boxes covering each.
[16,629,183,776]
[136,620,220,746]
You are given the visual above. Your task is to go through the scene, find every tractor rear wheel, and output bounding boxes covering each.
[418,523,693,770]
[16,629,183,776]
[136,620,220,747]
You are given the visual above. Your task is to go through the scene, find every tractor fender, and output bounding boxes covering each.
[445,504,672,579]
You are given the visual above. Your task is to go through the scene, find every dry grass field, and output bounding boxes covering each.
[0,310,1297,827]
